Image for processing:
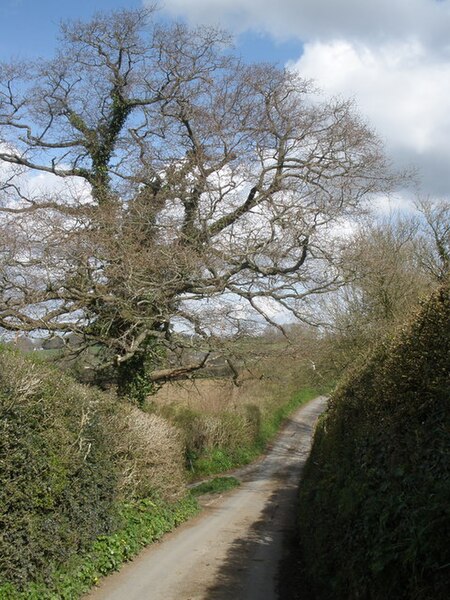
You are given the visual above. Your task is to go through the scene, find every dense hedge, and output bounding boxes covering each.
[0,495,198,600]
[0,348,187,593]
[297,285,450,600]
[0,349,119,588]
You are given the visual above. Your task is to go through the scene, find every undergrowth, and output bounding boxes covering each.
[0,495,198,600]
[187,386,321,477]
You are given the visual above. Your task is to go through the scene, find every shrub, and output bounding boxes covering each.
[297,286,450,600]
[112,405,186,501]
[0,495,199,600]
[0,348,189,592]
[0,348,119,588]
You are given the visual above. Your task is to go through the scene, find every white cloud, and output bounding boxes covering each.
[370,192,418,216]
[25,171,92,204]
[290,39,450,195]
[160,0,450,52]
[0,145,92,207]
[293,40,448,154]
[157,0,450,198]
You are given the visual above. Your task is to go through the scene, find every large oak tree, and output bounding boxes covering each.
[0,8,396,397]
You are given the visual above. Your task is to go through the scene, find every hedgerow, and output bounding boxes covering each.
[158,386,320,476]
[0,349,119,587]
[0,347,189,595]
[0,495,198,599]
[0,340,322,597]
[297,285,450,599]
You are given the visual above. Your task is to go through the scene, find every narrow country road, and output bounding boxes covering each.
[86,396,327,600]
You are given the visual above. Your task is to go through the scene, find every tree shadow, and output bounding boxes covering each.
[203,416,318,600]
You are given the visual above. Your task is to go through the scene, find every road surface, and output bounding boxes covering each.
[86,396,327,600]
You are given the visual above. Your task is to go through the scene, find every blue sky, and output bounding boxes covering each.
[0,0,449,201]
[0,0,141,59]
[0,0,302,64]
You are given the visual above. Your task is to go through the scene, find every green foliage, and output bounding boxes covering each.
[0,348,119,588]
[116,340,161,405]
[297,286,450,600]
[192,448,237,474]
[190,477,240,497]
[0,495,198,600]
[0,347,189,597]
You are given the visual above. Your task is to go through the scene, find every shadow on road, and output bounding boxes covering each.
[203,489,288,599]
[236,417,317,485]
[203,414,320,600]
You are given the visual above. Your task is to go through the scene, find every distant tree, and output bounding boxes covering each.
[0,8,396,398]
[415,197,450,282]
[344,217,425,325]
[318,208,448,374]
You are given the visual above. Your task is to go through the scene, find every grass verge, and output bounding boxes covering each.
[190,387,322,477]
[0,495,199,600]
[190,476,241,497]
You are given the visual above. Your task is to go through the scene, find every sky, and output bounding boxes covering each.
[0,0,449,203]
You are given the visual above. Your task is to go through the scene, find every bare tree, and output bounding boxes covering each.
[315,208,447,374]
[0,8,396,398]
[415,197,450,282]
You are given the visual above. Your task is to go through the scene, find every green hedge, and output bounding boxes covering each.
[297,285,450,600]
[0,495,198,599]
[0,349,119,588]
[0,348,190,596]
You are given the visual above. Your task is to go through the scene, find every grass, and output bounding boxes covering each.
[190,476,241,497]
[189,386,322,477]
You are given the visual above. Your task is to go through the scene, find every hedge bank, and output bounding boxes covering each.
[0,348,189,596]
[297,285,450,600]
